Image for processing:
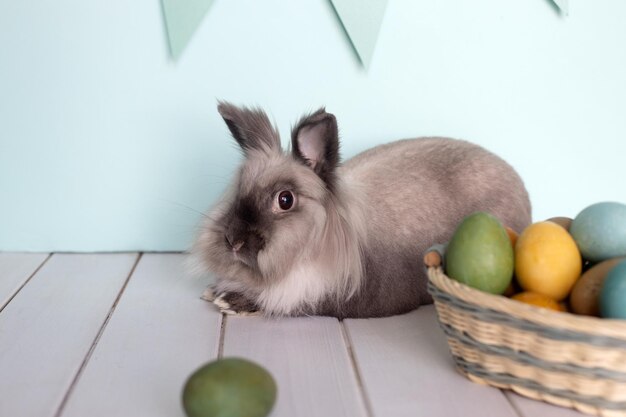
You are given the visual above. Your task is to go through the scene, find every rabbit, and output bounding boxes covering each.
[190,102,531,319]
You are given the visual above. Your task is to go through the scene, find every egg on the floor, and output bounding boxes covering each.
[182,357,277,417]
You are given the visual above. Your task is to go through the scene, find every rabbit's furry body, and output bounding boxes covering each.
[192,103,531,318]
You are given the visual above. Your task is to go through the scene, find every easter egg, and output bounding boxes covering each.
[546,216,573,231]
[515,222,582,301]
[570,257,625,316]
[182,358,277,417]
[570,202,626,263]
[446,212,514,294]
[600,259,626,319]
[511,292,565,312]
[505,227,519,248]
[503,281,517,297]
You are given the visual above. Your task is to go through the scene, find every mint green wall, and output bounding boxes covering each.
[1,0,625,252]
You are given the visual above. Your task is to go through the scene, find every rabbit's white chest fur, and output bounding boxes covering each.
[256,263,330,316]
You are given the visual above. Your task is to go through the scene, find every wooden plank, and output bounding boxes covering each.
[59,253,222,417]
[0,252,49,309]
[0,253,138,417]
[344,305,519,417]
[505,392,588,417]
[223,315,368,417]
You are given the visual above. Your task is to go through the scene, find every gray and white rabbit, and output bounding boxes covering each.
[191,102,531,318]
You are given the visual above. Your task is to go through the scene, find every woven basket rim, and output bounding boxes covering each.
[428,266,626,340]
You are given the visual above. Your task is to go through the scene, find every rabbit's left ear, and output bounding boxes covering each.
[217,101,281,155]
[291,108,340,186]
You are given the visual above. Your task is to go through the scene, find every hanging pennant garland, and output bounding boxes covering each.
[161,0,568,64]
[329,0,388,69]
[161,0,214,59]
[552,0,569,15]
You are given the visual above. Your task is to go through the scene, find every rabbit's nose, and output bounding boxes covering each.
[225,234,244,252]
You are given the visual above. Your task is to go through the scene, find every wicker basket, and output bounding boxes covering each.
[427,266,626,417]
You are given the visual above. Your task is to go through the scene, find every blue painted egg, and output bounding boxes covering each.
[600,259,626,319]
[570,202,626,262]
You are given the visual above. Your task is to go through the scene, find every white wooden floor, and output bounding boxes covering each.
[0,253,588,417]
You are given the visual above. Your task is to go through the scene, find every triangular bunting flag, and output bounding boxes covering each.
[161,0,214,59]
[552,0,569,15]
[329,0,388,69]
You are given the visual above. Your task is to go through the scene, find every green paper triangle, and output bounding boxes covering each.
[330,0,388,69]
[551,0,569,15]
[161,0,214,59]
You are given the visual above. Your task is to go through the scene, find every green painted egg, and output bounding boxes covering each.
[445,212,514,294]
[182,358,277,417]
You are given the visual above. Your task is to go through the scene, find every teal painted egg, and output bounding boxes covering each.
[600,259,626,319]
[570,202,626,263]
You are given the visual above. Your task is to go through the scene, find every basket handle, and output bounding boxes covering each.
[424,243,448,268]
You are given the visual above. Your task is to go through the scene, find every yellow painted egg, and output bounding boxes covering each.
[515,221,582,301]
[511,291,566,312]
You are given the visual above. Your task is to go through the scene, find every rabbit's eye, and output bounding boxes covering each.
[277,191,294,211]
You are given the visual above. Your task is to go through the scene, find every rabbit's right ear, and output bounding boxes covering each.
[291,108,340,187]
[217,101,281,155]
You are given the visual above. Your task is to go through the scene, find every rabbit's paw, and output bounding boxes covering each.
[201,285,218,302]
[213,292,261,316]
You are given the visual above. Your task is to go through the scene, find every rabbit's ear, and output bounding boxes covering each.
[217,101,281,155]
[291,108,340,186]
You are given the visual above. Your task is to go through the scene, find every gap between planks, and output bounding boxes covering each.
[217,314,227,359]
[503,392,525,417]
[340,320,374,417]
[53,253,143,417]
[0,253,52,313]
